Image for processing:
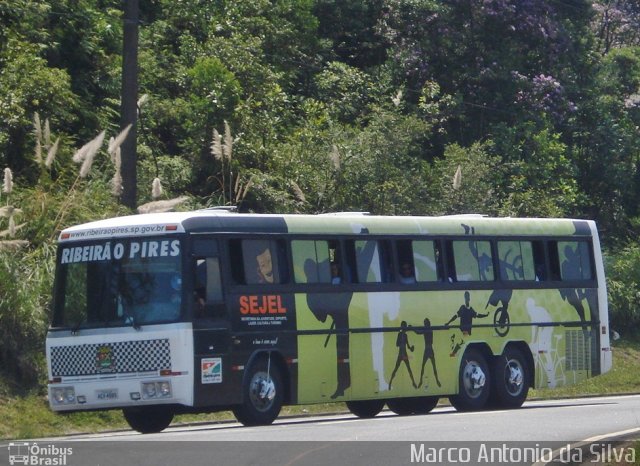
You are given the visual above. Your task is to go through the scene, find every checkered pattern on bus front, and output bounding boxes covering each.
[50,339,172,377]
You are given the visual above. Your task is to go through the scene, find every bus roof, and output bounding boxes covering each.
[58,211,595,242]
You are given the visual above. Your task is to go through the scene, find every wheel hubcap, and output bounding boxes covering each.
[462,361,486,399]
[505,360,523,396]
[249,371,275,412]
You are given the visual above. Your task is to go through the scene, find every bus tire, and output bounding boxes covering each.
[387,398,415,416]
[233,357,283,426]
[123,406,174,434]
[346,400,385,418]
[491,347,529,409]
[412,396,440,414]
[388,396,439,415]
[448,348,490,412]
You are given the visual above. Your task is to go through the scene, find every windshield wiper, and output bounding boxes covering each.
[118,296,141,331]
[124,313,141,331]
[71,318,85,335]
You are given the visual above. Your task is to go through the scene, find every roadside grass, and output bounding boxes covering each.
[0,396,347,440]
[1,339,638,440]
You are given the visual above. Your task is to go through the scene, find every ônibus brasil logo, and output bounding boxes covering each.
[7,442,73,465]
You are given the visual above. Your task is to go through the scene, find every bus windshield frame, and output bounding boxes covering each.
[51,236,184,330]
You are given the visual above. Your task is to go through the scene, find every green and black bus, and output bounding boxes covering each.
[46,211,612,433]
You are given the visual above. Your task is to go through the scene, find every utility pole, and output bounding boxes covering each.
[120,0,139,209]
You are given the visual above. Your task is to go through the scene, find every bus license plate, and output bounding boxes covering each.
[96,389,118,401]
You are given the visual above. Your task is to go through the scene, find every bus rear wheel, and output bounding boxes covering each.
[233,357,283,426]
[412,396,440,414]
[449,348,491,412]
[491,347,529,408]
[387,396,439,416]
[346,400,385,418]
[123,406,174,434]
[387,398,414,416]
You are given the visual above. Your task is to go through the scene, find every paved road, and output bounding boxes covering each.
[2,395,639,466]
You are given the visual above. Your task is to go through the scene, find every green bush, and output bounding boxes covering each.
[0,246,53,388]
[606,245,640,337]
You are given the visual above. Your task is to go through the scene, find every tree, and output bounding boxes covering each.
[0,39,77,176]
[380,0,594,146]
[313,0,389,68]
[568,47,640,239]
[427,142,504,216]
[593,0,640,54]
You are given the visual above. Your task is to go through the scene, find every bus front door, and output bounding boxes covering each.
[192,253,238,407]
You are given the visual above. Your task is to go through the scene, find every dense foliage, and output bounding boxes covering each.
[1,0,640,388]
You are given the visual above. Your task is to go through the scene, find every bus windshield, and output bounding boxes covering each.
[52,237,183,329]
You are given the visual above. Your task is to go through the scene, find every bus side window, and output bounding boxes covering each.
[443,240,457,282]
[532,241,547,281]
[328,241,342,284]
[347,239,393,284]
[412,240,441,283]
[557,241,594,281]
[452,240,495,281]
[497,240,540,281]
[205,258,223,302]
[547,241,562,281]
[396,240,416,284]
[231,238,289,285]
[378,240,394,283]
[229,239,246,284]
[194,257,225,319]
[292,240,331,284]
[344,241,357,283]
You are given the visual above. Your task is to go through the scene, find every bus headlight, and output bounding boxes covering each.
[158,381,171,397]
[142,382,156,399]
[52,387,76,405]
[141,381,172,399]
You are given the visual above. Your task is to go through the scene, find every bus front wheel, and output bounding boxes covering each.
[123,406,174,434]
[491,347,529,408]
[233,357,283,426]
[346,400,385,418]
[449,348,491,412]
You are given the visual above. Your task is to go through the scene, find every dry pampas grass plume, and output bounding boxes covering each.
[211,128,223,161]
[74,131,106,178]
[222,120,233,162]
[33,113,42,141]
[35,138,43,164]
[329,144,340,171]
[453,165,462,190]
[45,138,61,168]
[0,221,25,238]
[137,196,189,214]
[108,124,132,157]
[0,206,22,218]
[111,148,123,196]
[290,180,306,203]
[0,206,22,238]
[137,93,149,109]
[0,240,29,251]
[151,177,163,200]
[3,168,13,194]
[44,118,51,148]
[107,125,132,197]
